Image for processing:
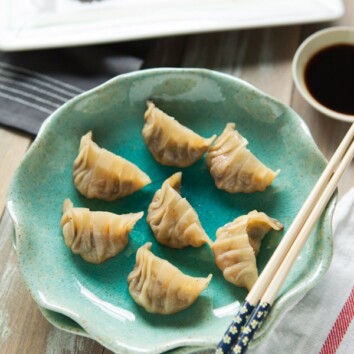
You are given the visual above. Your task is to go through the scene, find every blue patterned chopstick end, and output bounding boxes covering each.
[215,301,255,354]
[232,302,271,354]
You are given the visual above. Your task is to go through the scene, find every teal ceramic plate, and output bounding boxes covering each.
[7,69,335,353]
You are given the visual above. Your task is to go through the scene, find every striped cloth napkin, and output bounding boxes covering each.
[0,44,143,135]
[247,187,354,354]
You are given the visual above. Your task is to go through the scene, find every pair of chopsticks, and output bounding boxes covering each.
[216,122,354,354]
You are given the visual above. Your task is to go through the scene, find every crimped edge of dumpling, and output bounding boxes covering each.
[145,101,216,144]
[148,172,213,248]
[73,130,151,200]
[212,210,283,290]
[127,242,212,314]
[207,122,279,193]
[61,198,144,264]
[246,210,284,231]
[143,101,216,167]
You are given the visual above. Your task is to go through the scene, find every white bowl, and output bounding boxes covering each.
[292,26,354,123]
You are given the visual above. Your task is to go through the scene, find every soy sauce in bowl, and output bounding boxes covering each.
[293,27,354,122]
[304,44,354,115]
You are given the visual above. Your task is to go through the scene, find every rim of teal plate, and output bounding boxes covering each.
[6,68,336,353]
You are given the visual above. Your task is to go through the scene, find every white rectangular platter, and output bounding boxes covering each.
[0,0,344,51]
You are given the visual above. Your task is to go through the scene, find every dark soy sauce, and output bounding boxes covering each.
[304,44,354,115]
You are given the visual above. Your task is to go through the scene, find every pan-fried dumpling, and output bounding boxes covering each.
[211,211,283,291]
[61,199,143,264]
[142,101,216,167]
[73,131,151,201]
[206,123,279,193]
[128,243,212,314]
[147,172,212,248]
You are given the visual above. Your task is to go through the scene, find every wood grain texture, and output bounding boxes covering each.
[0,1,353,353]
[0,127,31,216]
[290,0,354,198]
[0,210,106,354]
[181,26,300,104]
[143,36,187,68]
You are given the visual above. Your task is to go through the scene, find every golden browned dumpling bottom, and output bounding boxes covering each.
[212,210,283,291]
[73,131,151,201]
[142,101,216,167]
[147,172,212,248]
[61,199,143,264]
[206,123,279,193]
[128,243,212,314]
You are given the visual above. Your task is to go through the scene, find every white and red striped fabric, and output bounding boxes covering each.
[319,286,354,354]
[248,188,354,354]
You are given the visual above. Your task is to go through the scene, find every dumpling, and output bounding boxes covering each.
[147,172,212,248]
[61,199,143,264]
[206,123,279,193]
[142,101,216,167]
[127,243,212,314]
[73,131,151,201]
[211,211,283,291]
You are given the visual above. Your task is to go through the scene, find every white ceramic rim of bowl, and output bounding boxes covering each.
[292,26,354,123]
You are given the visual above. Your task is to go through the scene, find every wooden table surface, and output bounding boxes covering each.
[1,2,353,353]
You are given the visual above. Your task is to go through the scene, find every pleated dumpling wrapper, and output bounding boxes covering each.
[61,199,143,264]
[142,101,216,167]
[206,123,279,193]
[147,172,212,248]
[73,131,151,201]
[128,243,212,314]
[211,210,283,291]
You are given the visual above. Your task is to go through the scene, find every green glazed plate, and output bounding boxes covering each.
[7,68,335,353]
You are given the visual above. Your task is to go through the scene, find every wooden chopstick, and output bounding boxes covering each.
[215,123,354,354]
[262,139,354,304]
[232,138,354,354]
